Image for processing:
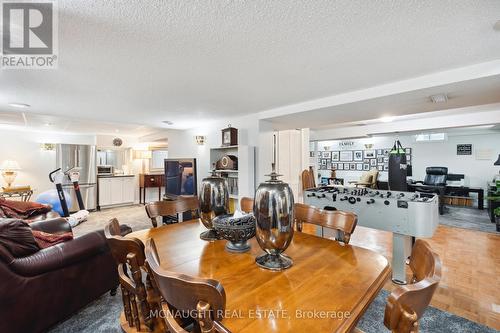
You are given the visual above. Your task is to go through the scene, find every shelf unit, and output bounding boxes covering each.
[210,145,255,205]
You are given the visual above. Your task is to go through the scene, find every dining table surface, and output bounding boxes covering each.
[127,219,391,333]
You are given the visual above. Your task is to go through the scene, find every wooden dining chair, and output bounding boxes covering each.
[301,169,315,191]
[104,218,155,331]
[294,203,358,244]
[145,196,199,227]
[145,238,231,333]
[354,239,442,333]
[240,197,254,214]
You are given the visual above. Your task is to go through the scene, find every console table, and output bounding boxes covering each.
[139,174,164,204]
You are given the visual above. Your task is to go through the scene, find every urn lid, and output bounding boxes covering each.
[262,163,284,184]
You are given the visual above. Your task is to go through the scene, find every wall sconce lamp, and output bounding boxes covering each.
[195,135,206,145]
[40,143,56,151]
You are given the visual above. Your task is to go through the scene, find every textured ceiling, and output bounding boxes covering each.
[0,0,499,129]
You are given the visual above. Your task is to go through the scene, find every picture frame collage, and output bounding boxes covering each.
[318,148,412,172]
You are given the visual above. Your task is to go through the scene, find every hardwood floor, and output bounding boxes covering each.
[302,224,500,330]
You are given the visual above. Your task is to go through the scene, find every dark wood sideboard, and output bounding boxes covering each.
[139,174,164,204]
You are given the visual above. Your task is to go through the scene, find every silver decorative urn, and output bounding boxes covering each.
[199,169,229,241]
[254,163,295,270]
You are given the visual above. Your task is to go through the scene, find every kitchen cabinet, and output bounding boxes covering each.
[98,176,135,208]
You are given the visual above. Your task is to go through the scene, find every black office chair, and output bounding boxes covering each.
[412,167,448,215]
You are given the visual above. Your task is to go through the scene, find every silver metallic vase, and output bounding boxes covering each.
[254,164,295,270]
[199,169,229,241]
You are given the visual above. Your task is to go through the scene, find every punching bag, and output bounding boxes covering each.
[388,140,408,191]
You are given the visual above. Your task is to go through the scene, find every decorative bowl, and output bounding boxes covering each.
[213,213,256,253]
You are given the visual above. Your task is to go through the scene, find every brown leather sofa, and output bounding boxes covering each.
[0,217,128,333]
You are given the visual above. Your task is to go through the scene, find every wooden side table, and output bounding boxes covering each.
[139,174,164,204]
[0,188,33,201]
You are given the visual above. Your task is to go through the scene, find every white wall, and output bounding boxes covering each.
[314,132,500,198]
[0,127,96,196]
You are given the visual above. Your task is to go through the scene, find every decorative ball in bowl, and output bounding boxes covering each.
[213,213,256,253]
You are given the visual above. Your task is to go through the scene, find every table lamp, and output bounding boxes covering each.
[1,160,21,189]
[133,150,152,174]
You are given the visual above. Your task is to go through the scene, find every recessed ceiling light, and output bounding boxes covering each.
[430,94,448,103]
[494,20,500,31]
[380,116,394,123]
[162,121,174,125]
[8,102,30,108]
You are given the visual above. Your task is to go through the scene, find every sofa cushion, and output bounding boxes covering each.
[0,219,40,257]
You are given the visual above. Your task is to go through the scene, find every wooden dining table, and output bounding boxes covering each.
[127,219,391,333]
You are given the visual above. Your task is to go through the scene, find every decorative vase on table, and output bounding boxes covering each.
[254,163,295,271]
[199,168,229,241]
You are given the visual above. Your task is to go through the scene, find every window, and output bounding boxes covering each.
[415,133,447,142]
[150,149,168,171]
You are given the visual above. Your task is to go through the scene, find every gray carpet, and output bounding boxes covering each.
[49,289,498,333]
[439,205,497,234]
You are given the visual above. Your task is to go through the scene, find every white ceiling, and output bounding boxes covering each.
[0,0,499,130]
[268,74,500,129]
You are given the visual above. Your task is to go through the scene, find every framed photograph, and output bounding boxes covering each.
[331,163,337,170]
[354,150,363,161]
[363,158,369,164]
[378,164,384,171]
[377,156,384,163]
[340,151,353,162]
[406,154,411,161]
[337,163,344,170]
[356,163,363,171]
[349,163,356,170]
[331,151,340,161]
[326,162,331,169]
[384,165,389,171]
[384,157,389,163]
[321,159,327,165]
[309,151,315,157]
[383,149,389,156]
[377,149,383,156]
[405,148,411,154]
[364,150,375,159]
[322,151,331,158]
[363,163,370,171]
[370,159,377,166]
[344,163,350,170]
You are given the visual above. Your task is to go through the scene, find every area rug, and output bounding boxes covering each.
[49,289,498,333]
[439,206,497,234]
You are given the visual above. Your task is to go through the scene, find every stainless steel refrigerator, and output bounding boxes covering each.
[56,144,97,212]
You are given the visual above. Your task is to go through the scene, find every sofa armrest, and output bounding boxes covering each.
[29,218,72,234]
[8,230,108,277]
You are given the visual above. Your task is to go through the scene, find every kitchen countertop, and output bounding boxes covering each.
[97,174,135,178]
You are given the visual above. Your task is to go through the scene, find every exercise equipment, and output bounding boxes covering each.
[36,189,72,217]
[47,168,88,223]
[388,139,408,191]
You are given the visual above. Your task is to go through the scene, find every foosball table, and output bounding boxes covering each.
[304,185,439,284]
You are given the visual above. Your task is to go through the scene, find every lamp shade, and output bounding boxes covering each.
[495,154,500,166]
[0,160,21,171]
[133,150,152,159]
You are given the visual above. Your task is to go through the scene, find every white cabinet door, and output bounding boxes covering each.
[110,178,123,205]
[98,178,112,206]
[122,177,135,203]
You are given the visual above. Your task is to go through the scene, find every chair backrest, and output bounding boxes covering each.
[294,203,358,244]
[384,240,442,333]
[145,196,199,227]
[368,168,379,188]
[145,238,230,333]
[104,218,146,267]
[240,197,254,214]
[104,218,153,330]
[423,167,448,186]
[301,169,315,191]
